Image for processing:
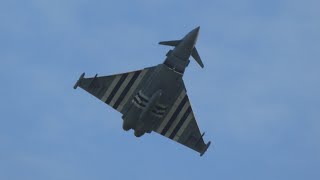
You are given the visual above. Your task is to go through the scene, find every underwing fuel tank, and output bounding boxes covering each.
[139,89,162,122]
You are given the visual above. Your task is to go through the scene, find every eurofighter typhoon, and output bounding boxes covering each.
[74,27,211,156]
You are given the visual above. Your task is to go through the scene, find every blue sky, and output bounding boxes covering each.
[1,0,319,179]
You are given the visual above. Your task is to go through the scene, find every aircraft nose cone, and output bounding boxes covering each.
[175,26,201,59]
[186,26,200,44]
[193,26,200,34]
[189,26,200,37]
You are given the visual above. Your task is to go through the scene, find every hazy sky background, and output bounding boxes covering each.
[1,0,319,179]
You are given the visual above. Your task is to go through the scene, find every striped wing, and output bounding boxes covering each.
[155,89,209,155]
[76,67,155,114]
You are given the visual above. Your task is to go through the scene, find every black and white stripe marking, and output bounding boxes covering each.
[164,99,190,137]
[116,69,149,112]
[105,73,129,104]
[155,89,196,141]
[169,106,192,139]
[113,71,141,109]
[156,89,186,133]
[173,111,194,141]
[99,69,149,112]
[156,89,196,141]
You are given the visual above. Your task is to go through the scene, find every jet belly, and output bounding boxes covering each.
[123,65,182,135]
[121,65,163,134]
[142,65,184,131]
[139,89,162,122]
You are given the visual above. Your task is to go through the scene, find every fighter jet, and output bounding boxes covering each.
[74,27,211,156]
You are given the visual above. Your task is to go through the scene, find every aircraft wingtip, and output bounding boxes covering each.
[73,72,85,89]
